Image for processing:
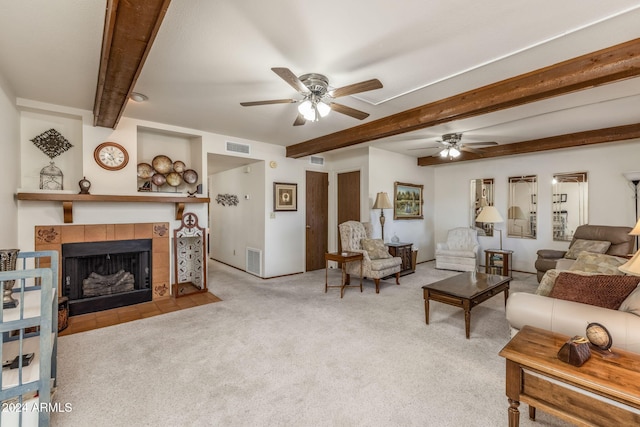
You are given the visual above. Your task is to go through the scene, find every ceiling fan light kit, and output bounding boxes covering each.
[240,67,382,125]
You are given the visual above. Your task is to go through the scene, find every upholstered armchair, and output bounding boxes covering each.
[338,221,402,293]
[534,224,634,282]
[435,227,479,272]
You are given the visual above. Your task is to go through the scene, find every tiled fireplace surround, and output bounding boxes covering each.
[34,222,171,302]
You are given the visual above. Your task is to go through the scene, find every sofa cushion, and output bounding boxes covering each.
[568,252,628,275]
[564,239,611,260]
[361,239,391,260]
[549,272,640,310]
[619,284,640,316]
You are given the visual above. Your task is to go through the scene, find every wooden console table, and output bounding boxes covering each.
[16,192,209,223]
[499,325,640,426]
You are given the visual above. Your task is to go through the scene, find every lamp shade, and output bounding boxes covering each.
[475,206,504,223]
[630,218,640,236]
[623,171,640,182]
[619,250,640,276]
[372,192,393,209]
[507,206,526,220]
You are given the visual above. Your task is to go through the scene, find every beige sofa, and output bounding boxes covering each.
[507,252,640,353]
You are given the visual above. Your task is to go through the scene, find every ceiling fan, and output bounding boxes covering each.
[409,133,498,159]
[240,67,382,126]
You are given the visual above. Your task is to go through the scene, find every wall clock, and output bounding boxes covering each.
[94,142,129,171]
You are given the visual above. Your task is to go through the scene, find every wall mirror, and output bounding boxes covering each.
[508,175,537,239]
[470,178,494,236]
[552,172,588,241]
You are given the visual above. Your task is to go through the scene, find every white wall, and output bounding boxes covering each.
[369,147,435,262]
[0,74,19,248]
[434,140,640,273]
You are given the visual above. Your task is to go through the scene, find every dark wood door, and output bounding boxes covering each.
[337,171,361,253]
[306,171,328,271]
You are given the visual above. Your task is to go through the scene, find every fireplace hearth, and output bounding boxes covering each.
[62,239,152,315]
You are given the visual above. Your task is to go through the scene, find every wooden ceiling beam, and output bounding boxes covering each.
[93,0,171,128]
[417,123,640,166]
[286,38,640,159]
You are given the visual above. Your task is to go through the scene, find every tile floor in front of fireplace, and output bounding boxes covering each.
[59,292,222,336]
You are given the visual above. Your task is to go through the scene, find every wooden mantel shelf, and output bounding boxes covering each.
[16,192,210,224]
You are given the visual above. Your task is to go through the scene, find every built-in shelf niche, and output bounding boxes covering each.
[136,126,203,195]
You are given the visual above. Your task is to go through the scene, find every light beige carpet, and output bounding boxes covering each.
[52,261,570,426]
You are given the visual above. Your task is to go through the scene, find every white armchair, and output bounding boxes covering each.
[338,221,402,293]
[435,227,479,272]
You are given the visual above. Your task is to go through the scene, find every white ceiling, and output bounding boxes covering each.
[1,0,640,160]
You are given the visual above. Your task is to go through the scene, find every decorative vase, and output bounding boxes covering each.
[0,249,20,309]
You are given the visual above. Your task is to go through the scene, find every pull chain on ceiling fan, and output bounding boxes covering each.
[240,67,383,126]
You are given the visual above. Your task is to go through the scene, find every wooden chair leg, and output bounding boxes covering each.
[395,272,400,285]
[374,278,380,293]
[344,274,350,285]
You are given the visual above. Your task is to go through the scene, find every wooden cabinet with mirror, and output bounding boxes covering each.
[552,172,588,241]
[508,175,537,239]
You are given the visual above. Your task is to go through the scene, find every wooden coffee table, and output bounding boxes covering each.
[499,325,640,427]
[422,271,510,338]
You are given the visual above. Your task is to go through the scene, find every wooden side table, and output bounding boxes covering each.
[386,242,414,276]
[499,325,640,427]
[325,252,363,298]
[485,249,513,277]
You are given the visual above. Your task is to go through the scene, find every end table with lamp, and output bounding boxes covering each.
[485,248,513,277]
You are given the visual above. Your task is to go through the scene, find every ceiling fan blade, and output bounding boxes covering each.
[331,79,383,98]
[464,141,498,147]
[240,99,296,107]
[407,144,443,151]
[461,146,483,155]
[330,103,369,120]
[271,67,309,94]
[293,114,306,126]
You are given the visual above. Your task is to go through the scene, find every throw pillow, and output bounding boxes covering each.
[361,239,392,260]
[536,269,561,296]
[549,272,640,310]
[564,239,611,260]
[619,284,640,316]
[568,252,628,275]
[536,269,603,296]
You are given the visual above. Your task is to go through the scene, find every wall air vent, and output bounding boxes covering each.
[309,156,324,166]
[246,247,262,277]
[226,141,251,155]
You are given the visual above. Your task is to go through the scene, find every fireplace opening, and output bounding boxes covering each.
[62,239,152,316]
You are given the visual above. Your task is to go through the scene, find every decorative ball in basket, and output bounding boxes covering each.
[137,154,199,192]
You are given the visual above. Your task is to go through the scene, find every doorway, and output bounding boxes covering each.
[337,171,361,252]
[305,171,328,271]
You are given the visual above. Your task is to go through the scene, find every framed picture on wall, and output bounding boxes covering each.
[394,181,424,220]
[274,182,297,211]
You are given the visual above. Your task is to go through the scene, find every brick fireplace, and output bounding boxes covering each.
[34,223,171,315]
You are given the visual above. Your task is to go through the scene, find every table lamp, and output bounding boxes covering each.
[476,206,504,250]
[372,192,393,240]
[619,248,640,276]
[630,217,640,252]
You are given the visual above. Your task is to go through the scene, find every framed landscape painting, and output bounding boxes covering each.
[394,181,424,219]
[274,182,297,211]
